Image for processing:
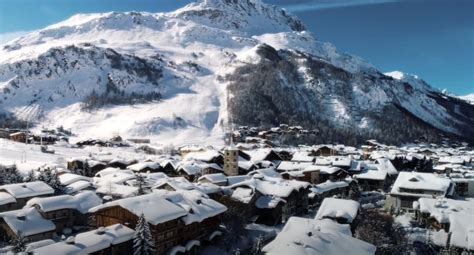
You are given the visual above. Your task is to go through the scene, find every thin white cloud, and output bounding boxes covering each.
[0,31,30,45]
[281,0,401,12]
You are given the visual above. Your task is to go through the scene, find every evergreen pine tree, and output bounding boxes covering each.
[6,165,23,184]
[0,166,5,185]
[50,170,63,194]
[37,168,63,194]
[10,231,29,253]
[135,173,147,195]
[133,213,156,255]
[25,170,37,182]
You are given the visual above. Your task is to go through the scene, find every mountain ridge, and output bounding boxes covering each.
[0,0,472,145]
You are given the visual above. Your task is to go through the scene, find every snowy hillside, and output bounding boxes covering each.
[0,0,472,145]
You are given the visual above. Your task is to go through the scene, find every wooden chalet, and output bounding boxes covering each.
[24,191,102,234]
[0,181,54,212]
[90,191,227,255]
[33,224,134,255]
[9,131,27,143]
[0,207,56,243]
[310,145,339,157]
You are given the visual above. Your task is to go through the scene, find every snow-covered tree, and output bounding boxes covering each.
[10,231,29,253]
[37,167,63,194]
[133,213,156,255]
[24,170,37,182]
[135,173,147,195]
[5,165,23,184]
[355,209,409,254]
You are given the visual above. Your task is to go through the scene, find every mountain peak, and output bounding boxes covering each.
[174,0,305,34]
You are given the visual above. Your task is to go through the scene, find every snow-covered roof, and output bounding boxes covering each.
[195,182,221,195]
[438,156,466,165]
[127,162,161,172]
[94,169,135,186]
[449,212,474,250]
[96,183,138,198]
[0,192,16,206]
[88,160,106,168]
[231,177,309,198]
[0,181,54,199]
[90,193,188,225]
[320,166,343,175]
[64,180,92,194]
[311,180,349,194]
[25,191,102,214]
[26,239,55,251]
[33,224,134,255]
[291,151,314,162]
[255,195,285,209]
[94,167,121,177]
[231,187,254,203]
[262,216,376,255]
[416,197,474,224]
[315,198,360,223]
[355,169,387,181]
[315,157,332,166]
[331,157,352,168]
[0,207,55,236]
[154,177,195,191]
[58,173,92,186]
[109,158,135,165]
[238,160,255,170]
[227,175,251,186]
[198,173,227,184]
[182,150,221,162]
[157,189,227,225]
[374,158,398,175]
[277,161,313,172]
[246,148,279,163]
[177,161,202,175]
[390,172,451,197]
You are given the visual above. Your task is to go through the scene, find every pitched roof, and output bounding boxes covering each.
[315,198,360,223]
[25,191,102,214]
[390,172,451,197]
[90,193,188,225]
[33,224,134,255]
[0,181,54,199]
[0,207,55,236]
[262,217,376,255]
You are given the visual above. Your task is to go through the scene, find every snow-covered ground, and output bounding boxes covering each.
[0,138,146,173]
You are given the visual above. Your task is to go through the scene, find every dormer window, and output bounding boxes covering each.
[409,177,419,182]
[16,213,26,221]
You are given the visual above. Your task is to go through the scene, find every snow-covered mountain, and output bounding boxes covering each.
[459,94,474,105]
[0,0,472,145]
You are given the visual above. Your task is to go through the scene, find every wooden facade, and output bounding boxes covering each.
[0,218,54,243]
[9,132,27,143]
[92,205,221,255]
[34,207,88,234]
[0,193,52,213]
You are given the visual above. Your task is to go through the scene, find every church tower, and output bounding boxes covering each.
[224,138,239,176]
[224,84,239,176]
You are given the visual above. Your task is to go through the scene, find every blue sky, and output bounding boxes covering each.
[0,0,472,95]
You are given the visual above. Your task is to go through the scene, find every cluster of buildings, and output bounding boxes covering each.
[0,137,472,254]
